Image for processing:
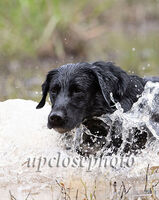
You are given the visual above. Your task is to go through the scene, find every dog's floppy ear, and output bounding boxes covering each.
[116,70,130,97]
[91,62,129,110]
[91,66,118,110]
[36,70,57,109]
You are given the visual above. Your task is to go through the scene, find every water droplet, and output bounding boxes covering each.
[142,66,146,70]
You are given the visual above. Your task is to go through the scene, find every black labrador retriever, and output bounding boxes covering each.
[36,61,159,154]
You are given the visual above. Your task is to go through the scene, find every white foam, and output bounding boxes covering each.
[0,83,159,198]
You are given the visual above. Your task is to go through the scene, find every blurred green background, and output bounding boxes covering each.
[0,0,159,102]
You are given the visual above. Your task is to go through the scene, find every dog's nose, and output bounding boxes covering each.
[49,112,64,126]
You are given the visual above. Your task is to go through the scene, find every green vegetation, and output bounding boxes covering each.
[0,0,117,58]
[0,0,159,100]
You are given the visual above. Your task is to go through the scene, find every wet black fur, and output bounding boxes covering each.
[36,61,157,155]
[37,62,146,128]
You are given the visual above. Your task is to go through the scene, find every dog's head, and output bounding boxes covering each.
[36,62,130,133]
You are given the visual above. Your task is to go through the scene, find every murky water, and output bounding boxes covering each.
[0,82,159,199]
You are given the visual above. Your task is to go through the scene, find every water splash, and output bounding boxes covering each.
[0,82,159,198]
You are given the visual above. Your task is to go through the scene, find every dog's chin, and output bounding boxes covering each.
[47,123,70,134]
[47,120,82,134]
[54,127,70,134]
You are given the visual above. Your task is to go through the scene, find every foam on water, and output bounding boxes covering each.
[0,82,159,199]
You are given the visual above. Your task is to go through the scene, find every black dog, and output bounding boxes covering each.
[36,61,158,154]
[37,62,146,131]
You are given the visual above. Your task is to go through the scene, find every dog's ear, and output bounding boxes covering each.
[116,70,130,97]
[36,70,57,109]
[92,68,118,109]
[36,78,49,109]
[91,62,129,109]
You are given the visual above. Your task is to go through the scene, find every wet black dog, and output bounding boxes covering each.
[36,61,158,154]
[37,62,146,131]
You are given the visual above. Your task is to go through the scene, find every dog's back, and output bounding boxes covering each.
[144,76,159,83]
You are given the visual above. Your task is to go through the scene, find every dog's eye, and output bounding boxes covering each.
[51,89,57,94]
[72,88,81,93]
[70,86,82,96]
[50,85,60,95]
